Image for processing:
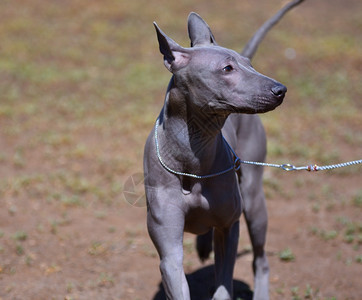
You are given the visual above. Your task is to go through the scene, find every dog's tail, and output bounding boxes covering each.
[196,229,213,262]
[241,0,305,60]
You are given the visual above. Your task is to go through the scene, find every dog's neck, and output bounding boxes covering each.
[157,77,232,176]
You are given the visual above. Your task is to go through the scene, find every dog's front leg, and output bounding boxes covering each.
[212,220,240,300]
[147,208,190,300]
[241,168,269,300]
[244,196,269,300]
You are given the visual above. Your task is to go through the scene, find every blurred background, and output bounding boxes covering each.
[0,0,361,299]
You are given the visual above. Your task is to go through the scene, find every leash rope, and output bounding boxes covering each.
[238,159,362,172]
[155,119,362,178]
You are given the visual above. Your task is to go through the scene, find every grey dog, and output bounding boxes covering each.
[144,2,303,299]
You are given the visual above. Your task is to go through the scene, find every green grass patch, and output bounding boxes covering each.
[12,231,27,241]
[279,247,295,262]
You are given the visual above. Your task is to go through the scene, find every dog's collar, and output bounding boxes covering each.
[154,118,241,179]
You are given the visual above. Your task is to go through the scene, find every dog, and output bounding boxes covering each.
[143,3,301,298]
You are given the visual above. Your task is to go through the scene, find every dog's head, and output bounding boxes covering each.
[154,13,286,114]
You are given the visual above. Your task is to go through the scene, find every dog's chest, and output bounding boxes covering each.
[182,175,242,233]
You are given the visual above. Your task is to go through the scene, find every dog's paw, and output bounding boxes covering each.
[212,285,231,300]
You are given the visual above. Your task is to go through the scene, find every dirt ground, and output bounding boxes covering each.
[0,0,361,299]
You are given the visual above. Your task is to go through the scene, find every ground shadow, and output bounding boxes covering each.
[152,251,253,300]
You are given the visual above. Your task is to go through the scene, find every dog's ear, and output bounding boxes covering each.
[154,22,191,73]
[188,12,217,47]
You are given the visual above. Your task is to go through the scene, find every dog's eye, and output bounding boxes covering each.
[222,65,233,72]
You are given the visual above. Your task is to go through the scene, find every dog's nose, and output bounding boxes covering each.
[271,84,287,98]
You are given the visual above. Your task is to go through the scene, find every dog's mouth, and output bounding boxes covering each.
[253,94,285,113]
[214,94,284,114]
